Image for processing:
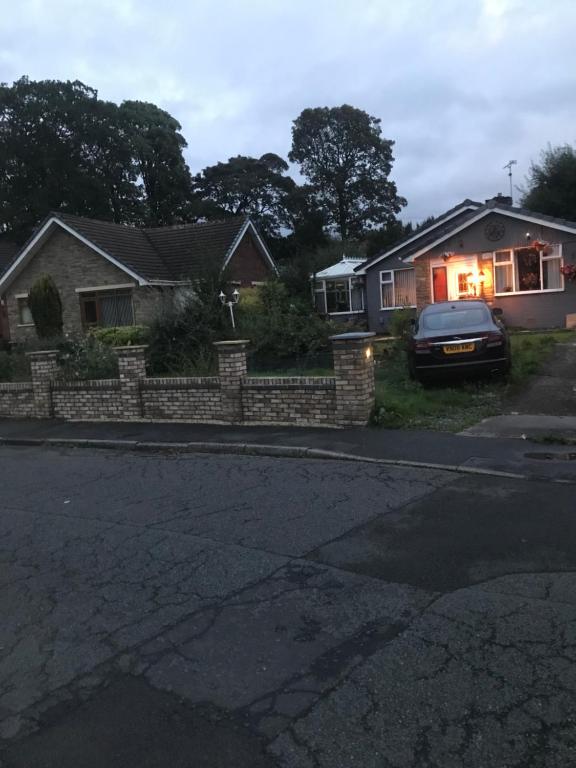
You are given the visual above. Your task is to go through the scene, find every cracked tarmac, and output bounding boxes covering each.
[0,446,575,767]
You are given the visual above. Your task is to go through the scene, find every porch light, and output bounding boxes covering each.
[365,346,372,360]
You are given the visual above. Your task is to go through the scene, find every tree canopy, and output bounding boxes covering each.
[521,144,576,221]
[289,105,406,240]
[0,77,193,241]
[193,153,297,239]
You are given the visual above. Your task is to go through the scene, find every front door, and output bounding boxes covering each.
[432,266,448,302]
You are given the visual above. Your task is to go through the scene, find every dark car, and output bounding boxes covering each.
[407,300,511,381]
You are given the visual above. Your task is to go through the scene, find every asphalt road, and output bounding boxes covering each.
[1,446,576,767]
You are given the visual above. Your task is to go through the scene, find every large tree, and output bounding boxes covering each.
[522,144,576,220]
[0,77,141,240]
[193,153,296,238]
[289,105,406,240]
[120,100,193,226]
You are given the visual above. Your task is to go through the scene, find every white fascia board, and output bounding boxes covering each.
[0,217,148,292]
[75,283,136,293]
[361,204,480,270]
[405,208,576,263]
[222,219,278,274]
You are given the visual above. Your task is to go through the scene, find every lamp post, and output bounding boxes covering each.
[219,288,240,329]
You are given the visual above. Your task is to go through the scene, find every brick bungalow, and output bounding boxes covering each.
[0,214,277,342]
[315,195,576,331]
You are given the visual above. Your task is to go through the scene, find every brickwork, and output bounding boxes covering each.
[215,340,248,423]
[242,377,337,426]
[0,336,376,427]
[0,382,34,417]
[5,228,158,342]
[115,346,147,419]
[226,231,274,286]
[27,350,59,418]
[415,257,431,308]
[52,380,123,420]
[141,378,221,421]
[332,333,376,427]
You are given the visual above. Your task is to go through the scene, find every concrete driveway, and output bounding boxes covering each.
[1,446,576,767]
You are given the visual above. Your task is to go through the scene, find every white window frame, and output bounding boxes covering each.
[493,244,564,296]
[379,268,417,310]
[315,277,365,315]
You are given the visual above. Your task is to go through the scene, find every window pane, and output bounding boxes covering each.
[543,258,562,289]
[350,281,364,311]
[99,293,134,326]
[314,289,327,314]
[325,280,350,313]
[83,299,98,325]
[18,299,33,325]
[495,250,511,264]
[495,263,514,293]
[381,271,392,283]
[516,248,541,291]
[394,270,416,306]
[381,282,395,308]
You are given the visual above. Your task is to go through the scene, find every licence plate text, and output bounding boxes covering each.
[443,343,475,355]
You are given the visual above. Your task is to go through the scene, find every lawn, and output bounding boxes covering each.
[371,330,576,432]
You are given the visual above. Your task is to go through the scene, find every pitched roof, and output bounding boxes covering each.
[0,214,274,290]
[361,198,576,271]
[315,255,366,280]
[359,199,481,272]
[0,239,19,277]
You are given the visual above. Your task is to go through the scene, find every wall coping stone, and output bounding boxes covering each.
[243,376,336,389]
[112,345,149,353]
[0,381,33,391]
[142,377,220,389]
[52,379,121,390]
[330,332,376,341]
[25,350,59,358]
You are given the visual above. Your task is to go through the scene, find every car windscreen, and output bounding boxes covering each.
[422,307,490,332]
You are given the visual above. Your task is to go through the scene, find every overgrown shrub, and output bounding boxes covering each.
[57,336,118,380]
[28,274,63,338]
[91,325,149,347]
[0,350,31,382]
[388,307,415,350]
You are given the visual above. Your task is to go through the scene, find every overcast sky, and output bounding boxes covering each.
[2,0,576,223]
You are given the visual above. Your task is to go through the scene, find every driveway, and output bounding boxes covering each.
[1,447,576,767]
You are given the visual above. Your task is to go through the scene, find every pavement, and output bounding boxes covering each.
[2,416,576,482]
[1,446,576,767]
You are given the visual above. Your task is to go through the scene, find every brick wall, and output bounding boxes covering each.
[0,382,34,417]
[5,228,158,342]
[52,380,124,420]
[227,231,275,286]
[141,378,221,421]
[242,377,337,426]
[0,335,376,427]
[415,257,431,308]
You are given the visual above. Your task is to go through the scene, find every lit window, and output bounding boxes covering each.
[494,245,563,295]
[17,297,34,326]
[380,269,416,309]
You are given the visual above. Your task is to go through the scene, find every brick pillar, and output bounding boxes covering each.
[214,340,249,423]
[331,332,376,427]
[114,345,147,419]
[27,350,59,418]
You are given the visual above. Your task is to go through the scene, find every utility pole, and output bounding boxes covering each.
[503,160,517,204]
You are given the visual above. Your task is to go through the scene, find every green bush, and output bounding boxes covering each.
[91,326,149,347]
[57,336,118,380]
[388,307,415,350]
[28,274,63,338]
[0,350,31,382]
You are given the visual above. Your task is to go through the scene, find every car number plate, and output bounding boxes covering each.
[443,343,475,354]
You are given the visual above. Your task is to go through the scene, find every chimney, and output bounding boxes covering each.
[485,192,512,207]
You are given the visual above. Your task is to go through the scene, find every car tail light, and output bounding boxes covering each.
[485,332,504,348]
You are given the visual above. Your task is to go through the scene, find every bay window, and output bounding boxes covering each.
[314,277,364,314]
[494,245,563,295]
[380,269,417,309]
